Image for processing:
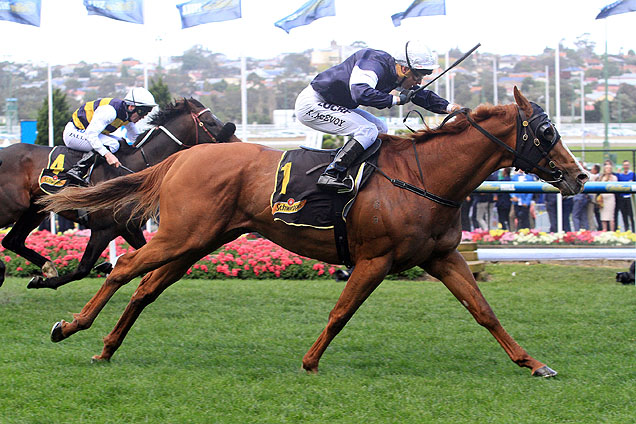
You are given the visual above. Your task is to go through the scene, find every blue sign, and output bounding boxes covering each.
[20,120,37,144]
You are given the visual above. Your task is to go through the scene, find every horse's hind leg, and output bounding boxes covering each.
[50,229,216,343]
[92,256,196,362]
[29,228,117,290]
[302,256,391,373]
[422,250,557,377]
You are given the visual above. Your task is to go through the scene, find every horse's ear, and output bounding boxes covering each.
[513,86,532,116]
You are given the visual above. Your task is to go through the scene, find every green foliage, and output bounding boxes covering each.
[0,263,633,423]
[35,88,71,146]
[321,134,344,149]
[149,75,171,109]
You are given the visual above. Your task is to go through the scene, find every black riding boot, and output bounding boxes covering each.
[66,151,96,186]
[317,138,366,191]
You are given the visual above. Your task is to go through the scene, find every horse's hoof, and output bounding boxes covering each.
[94,262,113,274]
[50,321,66,343]
[532,365,558,378]
[90,355,110,364]
[27,276,45,289]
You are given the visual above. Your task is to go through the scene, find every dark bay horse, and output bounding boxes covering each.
[42,88,588,376]
[0,98,238,289]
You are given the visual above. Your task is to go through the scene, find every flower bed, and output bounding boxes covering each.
[2,228,630,280]
[462,229,636,246]
[0,229,352,280]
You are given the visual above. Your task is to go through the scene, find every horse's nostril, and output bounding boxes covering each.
[577,173,589,183]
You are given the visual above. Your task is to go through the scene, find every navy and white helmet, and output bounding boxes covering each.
[394,40,439,71]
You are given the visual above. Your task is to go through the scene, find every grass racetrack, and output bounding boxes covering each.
[1,263,634,423]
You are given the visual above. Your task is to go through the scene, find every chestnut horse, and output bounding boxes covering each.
[0,98,238,289]
[42,88,588,376]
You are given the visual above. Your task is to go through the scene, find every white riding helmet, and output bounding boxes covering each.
[124,87,157,107]
[394,40,439,71]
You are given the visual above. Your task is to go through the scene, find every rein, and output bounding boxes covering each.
[135,107,215,167]
[374,105,564,208]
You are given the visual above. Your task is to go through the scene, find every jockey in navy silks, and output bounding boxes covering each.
[295,40,459,191]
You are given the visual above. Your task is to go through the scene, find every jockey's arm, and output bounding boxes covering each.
[84,105,117,156]
[411,89,455,114]
[349,65,393,109]
[123,121,139,144]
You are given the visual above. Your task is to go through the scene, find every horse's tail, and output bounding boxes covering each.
[38,153,181,223]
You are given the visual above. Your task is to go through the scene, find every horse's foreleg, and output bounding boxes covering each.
[423,250,556,377]
[0,260,5,287]
[92,257,194,362]
[302,257,391,373]
[50,248,146,343]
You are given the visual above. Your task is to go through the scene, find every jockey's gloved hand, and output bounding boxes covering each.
[397,89,415,105]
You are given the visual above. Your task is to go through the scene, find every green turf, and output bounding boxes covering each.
[0,263,634,423]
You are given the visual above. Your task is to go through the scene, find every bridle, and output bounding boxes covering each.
[454,103,564,183]
[134,107,219,167]
[372,104,565,208]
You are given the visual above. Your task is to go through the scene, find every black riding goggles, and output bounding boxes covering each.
[134,106,153,117]
[411,68,433,79]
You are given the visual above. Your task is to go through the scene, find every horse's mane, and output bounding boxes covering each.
[133,97,203,147]
[384,103,513,148]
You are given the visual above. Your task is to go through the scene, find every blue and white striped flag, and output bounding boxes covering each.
[596,0,636,19]
[83,0,144,24]
[0,0,41,27]
[274,0,335,33]
[177,0,241,29]
[391,0,445,27]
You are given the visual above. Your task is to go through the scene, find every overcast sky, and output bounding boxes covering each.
[0,0,634,65]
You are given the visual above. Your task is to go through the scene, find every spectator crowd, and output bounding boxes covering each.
[461,160,635,233]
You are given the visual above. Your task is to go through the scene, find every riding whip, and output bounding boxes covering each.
[412,42,481,95]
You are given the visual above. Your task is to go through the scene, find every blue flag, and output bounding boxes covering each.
[391,0,445,27]
[176,0,241,28]
[596,0,636,19]
[83,0,144,24]
[274,0,335,34]
[0,0,41,27]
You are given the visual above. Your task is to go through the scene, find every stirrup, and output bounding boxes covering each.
[317,174,354,193]
[66,171,90,186]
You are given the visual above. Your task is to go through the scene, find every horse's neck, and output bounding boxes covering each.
[127,132,184,168]
[415,116,516,203]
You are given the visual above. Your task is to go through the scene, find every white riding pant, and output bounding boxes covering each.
[63,122,120,154]
[294,85,387,149]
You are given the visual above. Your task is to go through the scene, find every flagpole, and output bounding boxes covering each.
[602,19,610,160]
[492,56,498,105]
[555,39,562,128]
[545,65,550,116]
[445,50,450,100]
[241,53,248,142]
[47,61,56,234]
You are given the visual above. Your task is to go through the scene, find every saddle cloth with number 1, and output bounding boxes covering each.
[270,145,377,229]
